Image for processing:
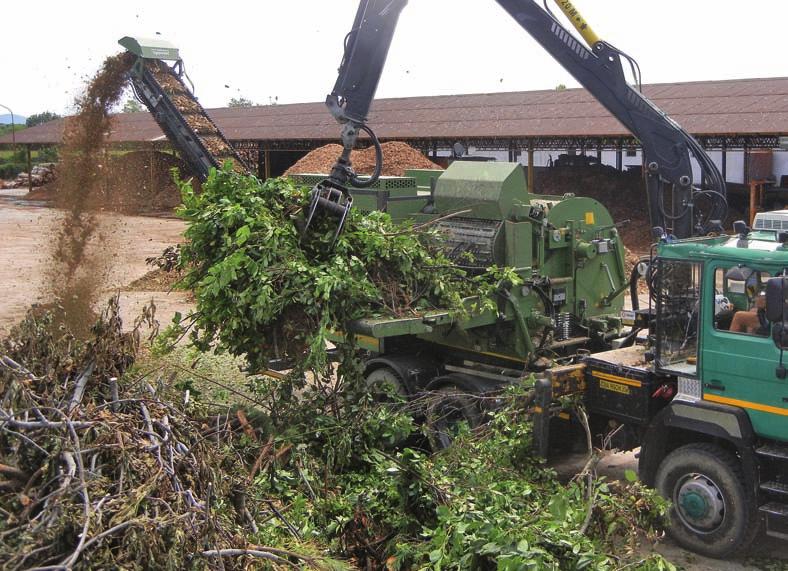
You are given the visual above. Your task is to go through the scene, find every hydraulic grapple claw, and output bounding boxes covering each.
[303,179,353,248]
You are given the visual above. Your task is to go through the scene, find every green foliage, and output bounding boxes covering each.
[0,123,26,137]
[122,97,143,113]
[0,162,25,179]
[25,110,61,127]
[386,400,671,570]
[36,145,58,163]
[227,96,256,108]
[176,165,496,373]
[229,376,673,570]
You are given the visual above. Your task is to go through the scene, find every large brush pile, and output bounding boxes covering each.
[0,299,337,570]
[175,165,499,373]
[0,297,672,570]
[0,300,225,569]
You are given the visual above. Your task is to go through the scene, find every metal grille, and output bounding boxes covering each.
[435,218,501,267]
[676,376,702,401]
[376,177,416,190]
[287,174,415,191]
[754,214,788,231]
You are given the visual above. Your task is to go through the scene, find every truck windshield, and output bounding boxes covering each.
[655,259,702,376]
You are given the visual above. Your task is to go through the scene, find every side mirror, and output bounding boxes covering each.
[765,277,788,322]
[773,323,788,350]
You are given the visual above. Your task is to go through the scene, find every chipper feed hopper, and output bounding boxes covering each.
[347,161,628,398]
[118,36,250,181]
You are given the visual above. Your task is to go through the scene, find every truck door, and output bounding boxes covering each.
[702,263,788,440]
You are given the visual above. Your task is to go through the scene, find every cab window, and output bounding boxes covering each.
[655,259,702,376]
[712,265,770,336]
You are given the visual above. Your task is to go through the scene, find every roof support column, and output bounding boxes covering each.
[149,145,156,195]
[257,144,265,179]
[264,148,271,181]
[527,144,535,193]
[26,145,32,194]
[721,141,727,181]
[744,143,750,184]
[616,141,623,172]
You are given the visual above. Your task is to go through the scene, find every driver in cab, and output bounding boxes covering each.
[730,290,768,335]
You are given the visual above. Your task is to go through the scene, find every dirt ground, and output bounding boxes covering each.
[0,188,785,569]
[0,188,191,335]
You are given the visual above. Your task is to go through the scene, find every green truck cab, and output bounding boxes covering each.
[578,221,788,557]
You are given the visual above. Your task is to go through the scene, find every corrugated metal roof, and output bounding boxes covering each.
[3,76,788,146]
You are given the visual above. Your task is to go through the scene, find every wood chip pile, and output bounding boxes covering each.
[27,151,195,213]
[535,165,653,253]
[285,141,443,177]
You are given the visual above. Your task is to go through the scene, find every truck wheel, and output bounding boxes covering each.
[364,367,406,400]
[654,443,759,558]
[426,386,481,451]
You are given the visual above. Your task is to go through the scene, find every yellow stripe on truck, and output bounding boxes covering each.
[704,394,788,417]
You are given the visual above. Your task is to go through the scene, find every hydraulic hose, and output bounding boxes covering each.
[629,260,644,312]
[349,124,383,188]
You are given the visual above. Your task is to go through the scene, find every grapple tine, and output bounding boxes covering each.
[302,179,353,247]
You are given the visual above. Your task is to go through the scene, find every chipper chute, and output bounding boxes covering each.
[118,35,251,181]
[118,36,181,62]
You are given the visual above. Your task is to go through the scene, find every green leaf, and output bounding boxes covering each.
[235,224,251,245]
[548,494,568,521]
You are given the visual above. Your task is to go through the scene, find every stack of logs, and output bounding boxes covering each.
[1,163,56,189]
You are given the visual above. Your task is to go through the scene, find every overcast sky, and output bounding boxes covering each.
[3,1,787,118]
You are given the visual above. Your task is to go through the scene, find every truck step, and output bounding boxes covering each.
[760,502,788,518]
[760,481,788,497]
[756,444,788,461]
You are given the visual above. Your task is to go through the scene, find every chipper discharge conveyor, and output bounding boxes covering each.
[118,36,250,181]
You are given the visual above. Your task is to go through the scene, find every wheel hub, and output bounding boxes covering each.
[675,474,725,533]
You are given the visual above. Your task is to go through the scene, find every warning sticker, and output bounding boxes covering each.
[599,379,630,395]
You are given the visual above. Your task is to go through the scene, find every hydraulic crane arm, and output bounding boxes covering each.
[304,1,407,244]
[495,1,726,238]
[307,0,727,241]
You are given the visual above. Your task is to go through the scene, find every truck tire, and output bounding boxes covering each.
[654,443,759,558]
[426,386,481,451]
[364,367,406,400]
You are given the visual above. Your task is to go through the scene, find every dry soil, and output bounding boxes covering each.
[0,189,191,336]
